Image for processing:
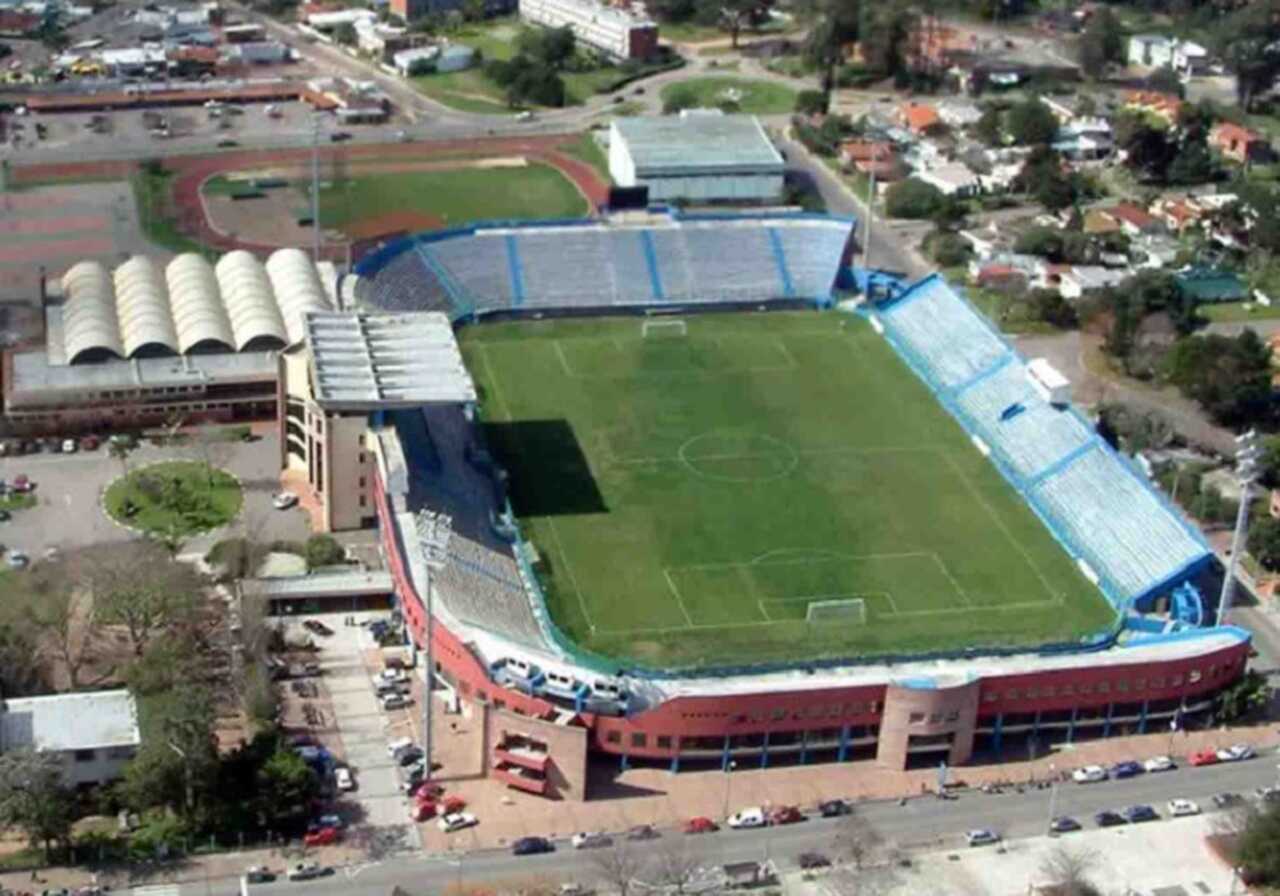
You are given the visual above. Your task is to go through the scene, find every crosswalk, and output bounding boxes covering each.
[131,885,181,896]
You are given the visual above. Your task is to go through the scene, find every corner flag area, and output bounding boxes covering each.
[461,312,1116,670]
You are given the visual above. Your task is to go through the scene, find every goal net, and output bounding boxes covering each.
[805,598,867,625]
[641,319,687,339]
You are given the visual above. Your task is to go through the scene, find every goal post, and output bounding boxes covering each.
[805,598,867,625]
[641,318,687,339]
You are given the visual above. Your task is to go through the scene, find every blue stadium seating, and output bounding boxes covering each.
[876,273,1211,607]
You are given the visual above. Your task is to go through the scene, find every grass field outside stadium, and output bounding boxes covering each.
[460,312,1116,670]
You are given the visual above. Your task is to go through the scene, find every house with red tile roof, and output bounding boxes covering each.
[899,102,941,135]
[1210,121,1271,163]
[838,140,899,179]
[1102,203,1163,236]
[1123,90,1184,125]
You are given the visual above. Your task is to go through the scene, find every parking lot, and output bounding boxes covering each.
[0,426,309,558]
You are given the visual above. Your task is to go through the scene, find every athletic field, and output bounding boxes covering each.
[460,312,1116,670]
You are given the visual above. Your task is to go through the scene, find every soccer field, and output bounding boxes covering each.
[460,312,1116,670]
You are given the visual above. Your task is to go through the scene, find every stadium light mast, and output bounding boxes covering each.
[1217,430,1261,628]
[416,509,454,780]
[310,111,322,264]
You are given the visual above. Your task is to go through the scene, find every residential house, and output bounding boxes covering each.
[1083,208,1123,235]
[958,224,1011,260]
[899,102,941,135]
[1057,265,1130,300]
[838,140,899,180]
[973,264,1028,291]
[1132,234,1181,269]
[1174,266,1247,303]
[1127,35,1208,77]
[937,100,983,128]
[0,690,140,788]
[1053,117,1114,161]
[1210,122,1271,164]
[1152,196,1202,234]
[1123,90,1184,125]
[1040,95,1078,124]
[1103,203,1163,237]
[916,162,983,197]
[967,251,1041,283]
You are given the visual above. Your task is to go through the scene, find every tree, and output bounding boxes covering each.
[590,840,649,896]
[91,541,204,657]
[1115,112,1176,181]
[884,178,944,219]
[304,534,346,570]
[108,437,136,480]
[1217,668,1271,721]
[798,0,862,102]
[833,807,885,870]
[0,750,77,862]
[719,0,758,48]
[1006,96,1058,145]
[461,0,486,21]
[26,558,102,689]
[1016,147,1075,212]
[1038,843,1102,896]
[124,687,218,822]
[194,423,236,488]
[333,22,357,46]
[256,749,319,827]
[1237,801,1280,884]
[645,841,707,895]
[795,89,828,116]
[973,105,1005,146]
[1215,1,1280,111]
[1078,7,1123,80]
[1168,123,1215,186]
[1162,329,1275,427]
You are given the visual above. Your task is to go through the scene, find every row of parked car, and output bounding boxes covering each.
[1071,743,1255,785]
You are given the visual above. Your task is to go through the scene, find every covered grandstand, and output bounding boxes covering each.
[352,211,854,316]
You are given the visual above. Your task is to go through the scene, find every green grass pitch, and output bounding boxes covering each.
[460,311,1116,670]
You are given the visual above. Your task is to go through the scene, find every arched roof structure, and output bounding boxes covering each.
[114,256,179,357]
[165,254,235,353]
[61,261,123,363]
[266,248,331,345]
[213,251,288,350]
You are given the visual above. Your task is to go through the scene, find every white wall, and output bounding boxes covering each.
[607,123,636,187]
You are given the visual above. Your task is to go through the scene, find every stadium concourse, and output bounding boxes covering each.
[268,208,1252,799]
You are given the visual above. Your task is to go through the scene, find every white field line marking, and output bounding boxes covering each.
[544,516,596,635]
[476,343,513,422]
[929,554,974,609]
[608,443,948,468]
[671,550,935,572]
[662,567,697,627]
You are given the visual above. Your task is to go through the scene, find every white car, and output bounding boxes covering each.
[965,829,1000,847]
[287,862,326,881]
[1144,755,1175,773]
[438,812,477,833]
[387,736,414,757]
[272,491,299,510]
[335,767,354,791]
[6,550,29,570]
[1167,798,1200,817]
[727,807,766,829]
[382,693,411,711]
[244,865,274,883]
[571,831,611,849]
[1218,744,1256,762]
[377,668,407,684]
[1072,765,1108,784]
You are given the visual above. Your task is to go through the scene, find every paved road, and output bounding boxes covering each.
[168,751,1280,896]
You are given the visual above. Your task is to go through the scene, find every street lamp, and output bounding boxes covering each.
[722,759,737,822]
[1046,762,1058,833]
[1217,430,1261,628]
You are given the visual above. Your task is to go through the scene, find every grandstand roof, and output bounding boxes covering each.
[612,114,785,173]
[304,310,476,409]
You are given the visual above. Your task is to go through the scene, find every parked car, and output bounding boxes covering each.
[1218,744,1256,762]
[382,693,411,711]
[7,550,29,569]
[512,836,553,855]
[301,620,334,636]
[1213,792,1245,808]
[311,814,343,831]
[1110,760,1143,779]
[1168,798,1200,817]
[335,767,354,791]
[683,816,717,834]
[1094,810,1126,827]
[626,823,659,840]
[216,138,238,147]
[60,438,77,453]
[1122,805,1158,823]
[1189,749,1220,767]
[818,799,850,818]
[797,851,831,869]
[303,826,340,847]
[1072,765,1108,784]
[273,491,299,510]
[770,805,804,825]
[377,668,407,684]
[1143,755,1175,773]
[1256,786,1280,804]
[287,862,328,881]
[965,829,1000,847]
[329,131,352,142]
[438,812,478,833]
[79,435,99,451]
[727,807,766,829]
[387,737,414,757]
[11,474,32,492]
[397,746,425,766]
[570,831,611,849]
[1049,816,1081,833]
[244,865,275,883]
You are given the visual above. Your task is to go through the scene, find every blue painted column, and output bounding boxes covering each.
[1102,703,1113,738]
[1138,700,1149,734]
[760,732,770,769]
[837,725,850,762]
[991,714,1003,755]
[1066,707,1078,744]
[670,753,679,773]
[799,731,808,765]
[721,736,732,771]
[1032,710,1041,741]
[620,753,629,771]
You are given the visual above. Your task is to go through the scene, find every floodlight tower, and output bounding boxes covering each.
[1217,430,1262,628]
[415,509,454,777]
[310,111,322,264]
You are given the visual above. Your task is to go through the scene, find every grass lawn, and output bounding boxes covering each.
[1198,301,1280,323]
[660,76,797,114]
[0,492,36,512]
[317,163,588,230]
[104,460,242,537]
[131,168,210,255]
[560,131,610,181]
[462,312,1112,670]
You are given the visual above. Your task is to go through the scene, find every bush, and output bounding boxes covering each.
[794,89,828,116]
[304,535,346,570]
[884,178,944,219]
[927,231,971,267]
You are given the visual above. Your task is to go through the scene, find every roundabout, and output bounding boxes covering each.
[103,460,242,537]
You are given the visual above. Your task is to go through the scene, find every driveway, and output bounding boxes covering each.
[0,428,310,559]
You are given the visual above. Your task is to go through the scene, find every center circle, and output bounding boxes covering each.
[678,431,800,483]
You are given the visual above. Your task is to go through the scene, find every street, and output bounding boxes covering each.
[147,750,1280,896]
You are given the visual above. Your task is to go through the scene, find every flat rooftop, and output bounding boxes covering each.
[613,114,785,173]
[1,689,140,753]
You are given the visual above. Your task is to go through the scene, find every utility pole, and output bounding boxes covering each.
[310,112,322,263]
[416,509,454,780]
[1217,430,1261,628]
[862,163,877,291]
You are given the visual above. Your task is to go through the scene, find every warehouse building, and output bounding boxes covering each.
[4,249,335,434]
[608,112,786,204]
[519,0,657,60]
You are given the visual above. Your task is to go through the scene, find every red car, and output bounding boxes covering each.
[303,826,340,847]
[441,794,466,814]
[11,474,31,493]
[1189,749,1221,767]
[684,816,717,834]
[770,805,804,825]
[411,801,436,822]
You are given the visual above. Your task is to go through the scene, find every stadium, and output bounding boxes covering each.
[283,207,1251,799]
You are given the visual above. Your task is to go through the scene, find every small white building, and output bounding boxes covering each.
[1058,265,1129,299]
[915,162,983,198]
[0,690,140,788]
[1127,34,1208,76]
[518,0,657,60]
